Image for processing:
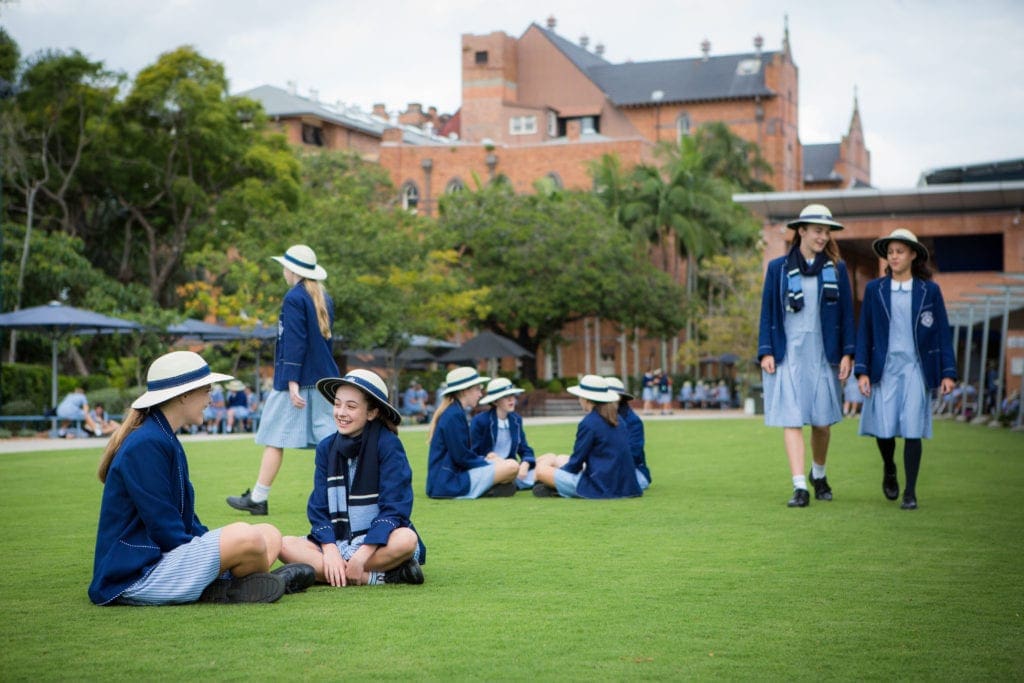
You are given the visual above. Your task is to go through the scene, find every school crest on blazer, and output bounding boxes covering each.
[920,311,934,328]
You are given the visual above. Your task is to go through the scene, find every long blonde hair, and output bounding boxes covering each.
[595,401,619,427]
[303,279,332,339]
[97,408,147,483]
[426,394,456,443]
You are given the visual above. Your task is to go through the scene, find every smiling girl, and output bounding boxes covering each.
[855,229,956,510]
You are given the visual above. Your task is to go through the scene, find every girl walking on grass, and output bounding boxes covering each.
[757,204,855,508]
[855,229,956,510]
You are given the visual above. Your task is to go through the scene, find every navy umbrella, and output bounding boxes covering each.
[436,331,534,364]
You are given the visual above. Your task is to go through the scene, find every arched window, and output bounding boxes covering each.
[445,177,465,193]
[676,113,691,139]
[401,182,419,212]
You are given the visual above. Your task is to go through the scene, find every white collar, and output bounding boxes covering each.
[891,278,913,292]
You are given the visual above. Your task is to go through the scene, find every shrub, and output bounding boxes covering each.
[0,398,37,416]
[88,387,130,415]
[0,428,12,439]
[1,364,50,412]
[546,378,564,393]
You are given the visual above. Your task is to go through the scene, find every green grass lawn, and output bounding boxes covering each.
[1,417,1022,680]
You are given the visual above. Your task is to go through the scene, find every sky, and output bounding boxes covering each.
[3,0,1023,189]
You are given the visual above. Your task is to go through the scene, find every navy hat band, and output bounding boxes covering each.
[147,365,210,392]
[284,252,316,270]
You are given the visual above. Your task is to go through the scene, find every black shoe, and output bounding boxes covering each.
[900,494,918,510]
[787,488,810,507]
[226,488,268,515]
[198,572,285,604]
[883,469,900,501]
[271,563,316,594]
[532,483,559,498]
[482,481,517,497]
[809,472,833,501]
[383,557,424,585]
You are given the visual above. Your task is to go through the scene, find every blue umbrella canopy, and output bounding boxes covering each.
[0,302,142,420]
[437,331,534,363]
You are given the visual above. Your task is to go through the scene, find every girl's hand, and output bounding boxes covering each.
[760,355,776,374]
[858,375,871,398]
[288,381,306,409]
[838,355,853,381]
[940,378,956,396]
[322,545,347,587]
[518,461,530,480]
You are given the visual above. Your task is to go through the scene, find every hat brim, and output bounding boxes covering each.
[872,237,929,262]
[479,387,524,405]
[610,388,635,401]
[787,217,844,230]
[441,376,490,397]
[271,255,328,281]
[316,377,402,426]
[132,371,234,410]
[566,385,619,403]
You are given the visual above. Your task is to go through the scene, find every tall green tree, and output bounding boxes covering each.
[437,184,685,381]
[693,121,774,192]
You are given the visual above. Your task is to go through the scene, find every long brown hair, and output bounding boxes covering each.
[426,394,456,442]
[303,279,332,339]
[97,408,147,483]
[595,401,619,427]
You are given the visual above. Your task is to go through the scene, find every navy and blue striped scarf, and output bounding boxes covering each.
[785,246,838,313]
[326,421,381,542]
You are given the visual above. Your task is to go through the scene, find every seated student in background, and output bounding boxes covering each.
[204,383,226,434]
[89,351,314,606]
[470,377,536,490]
[224,380,251,433]
[605,376,651,492]
[693,381,709,409]
[715,380,731,409]
[402,380,432,424]
[279,370,425,587]
[678,381,694,409]
[426,367,520,499]
[532,375,643,499]
[56,386,101,437]
[89,403,121,436]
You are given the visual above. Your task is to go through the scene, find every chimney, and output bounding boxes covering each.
[372,103,388,119]
[580,34,590,49]
[754,34,764,56]
[701,38,711,61]
[286,80,297,96]
[546,15,556,30]
[595,42,605,57]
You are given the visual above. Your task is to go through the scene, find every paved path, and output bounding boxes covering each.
[0,409,754,454]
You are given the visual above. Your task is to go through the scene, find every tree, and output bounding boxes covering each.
[437,184,686,381]
[693,121,774,192]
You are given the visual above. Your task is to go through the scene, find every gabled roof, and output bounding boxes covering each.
[802,143,841,183]
[237,85,446,145]
[532,25,776,107]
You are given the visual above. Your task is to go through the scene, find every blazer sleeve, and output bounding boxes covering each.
[758,260,779,360]
[118,441,197,552]
[517,418,536,466]
[562,418,596,475]
[306,438,336,545]
[469,412,490,457]
[441,409,489,470]
[854,281,874,378]
[932,284,958,381]
[278,287,309,386]
[365,431,414,547]
[838,261,856,357]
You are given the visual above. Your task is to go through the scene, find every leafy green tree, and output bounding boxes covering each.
[437,184,685,381]
[693,121,773,192]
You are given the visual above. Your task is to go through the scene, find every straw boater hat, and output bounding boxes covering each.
[271,244,328,281]
[872,228,929,263]
[226,379,247,392]
[132,351,234,410]
[603,376,634,401]
[316,369,402,425]
[479,377,525,405]
[567,375,620,403]
[787,203,844,230]
[441,367,490,397]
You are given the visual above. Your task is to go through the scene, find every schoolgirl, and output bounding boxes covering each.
[279,370,425,586]
[605,376,651,491]
[470,377,537,490]
[426,367,520,498]
[758,204,855,507]
[532,375,642,499]
[855,228,956,510]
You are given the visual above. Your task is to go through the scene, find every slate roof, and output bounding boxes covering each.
[237,85,447,145]
[802,143,841,182]
[534,24,777,107]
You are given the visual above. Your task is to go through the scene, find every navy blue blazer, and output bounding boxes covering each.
[562,410,642,499]
[89,410,208,605]
[273,283,339,390]
[426,401,490,498]
[757,256,856,364]
[854,277,957,390]
[469,409,536,468]
[619,404,650,483]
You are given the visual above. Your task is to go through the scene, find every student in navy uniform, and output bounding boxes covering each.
[426,367,520,498]
[279,370,425,586]
[855,228,956,510]
[758,204,855,508]
[532,375,642,499]
[605,376,651,491]
[228,245,339,515]
[89,351,313,606]
[470,377,536,490]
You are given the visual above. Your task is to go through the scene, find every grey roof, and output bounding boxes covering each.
[532,24,610,71]
[237,85,448,145]
[919,158,1024,185]
[802,143,841,182]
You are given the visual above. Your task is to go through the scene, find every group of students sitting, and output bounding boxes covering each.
[201,380,261,434]
[677,380,733,410]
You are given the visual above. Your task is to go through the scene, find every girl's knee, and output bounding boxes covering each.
[389,527,418,554]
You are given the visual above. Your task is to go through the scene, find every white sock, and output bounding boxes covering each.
[368,571,383,585]
[250,483,271,503]
[792,475,808,491]
[811,463,826,480]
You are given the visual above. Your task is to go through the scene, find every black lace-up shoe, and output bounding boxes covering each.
[226,488,268,515]
[482,481,516,497]
[198,572,285,603]
[883,469,900,501]
[809,473,833,501]
[787,488,810,507]
[384,558,424,585]
[900,494,918,510]
[532,483,559,498]
[272,563,316,594]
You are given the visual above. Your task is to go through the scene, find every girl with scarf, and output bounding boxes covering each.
[758,204,855,508]
[855,229,956,510]
[279,369,425,586]
[470,377,537,490]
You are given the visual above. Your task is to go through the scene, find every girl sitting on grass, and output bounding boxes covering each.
[470,377,537,490]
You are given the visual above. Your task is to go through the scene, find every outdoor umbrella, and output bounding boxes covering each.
[436,331,534,364]
[0,302,142,430]
[167,319,277,394]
